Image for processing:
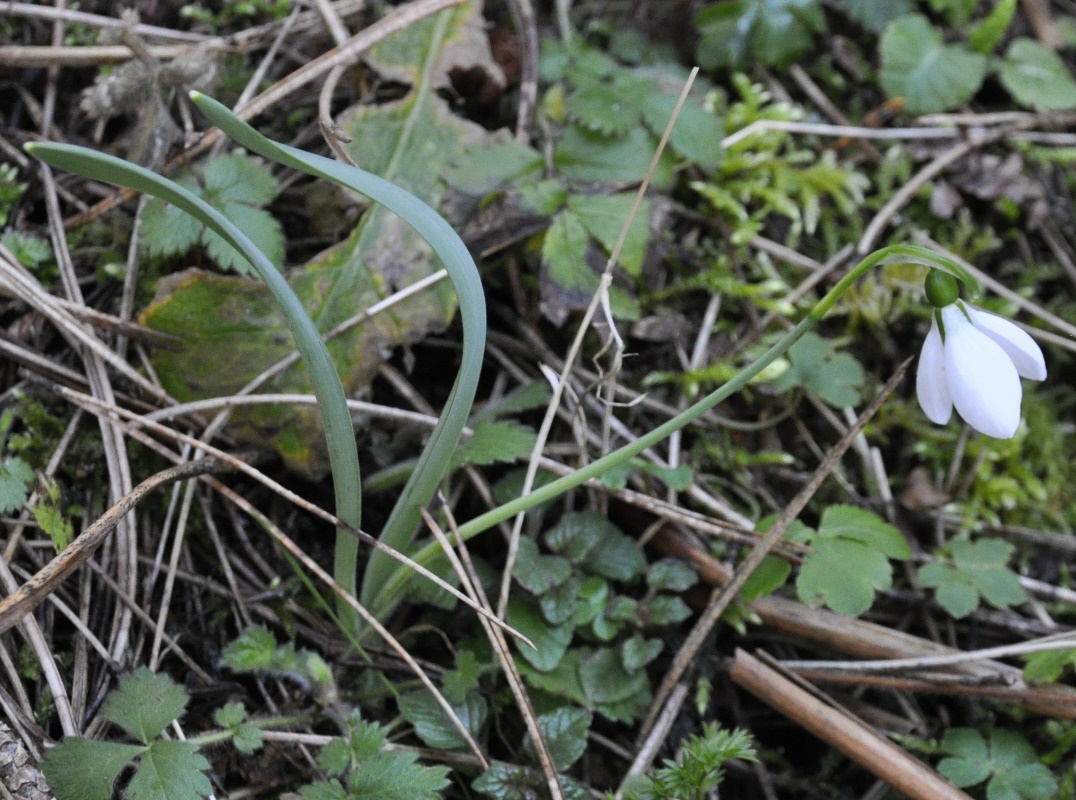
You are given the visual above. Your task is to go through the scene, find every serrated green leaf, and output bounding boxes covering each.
[513,537,572,595]
[301,780,348,800]
[566,83,640,136]
[473,763,533,800]
[999,38,1076,110]
[203,152,276,205]
[1,231,53,269]
[797,538,893,616]
[345,715,387,762]
[880,15,987,114]
[0,457,34,514]
[213,701,246,729]
[567,193,651,276]
[831,0,914,32]
[523,707,591,771]
[554,125,674,189]
[641,594,692,626]
[769,333,865,407]
[621,635,664,672]
[201,201,284,274]
[126,740,212,800]
[348,750,450,800]
[453,419,537,468]
[1022,648,1076,685]
[582,525,647,582]
[544,511,611,563]
[141,190,202,260]
[540,575,580,624]
[918,561,980,619]
[647,559,698,593]
[42,738,147,800]
[318,739,353,778]
[508,596,574,672]
[579,648,651,722]
[105,669,189,744]
[32,499,72,552]
[921,539,1026,618]
[640,92,723,171]
[969,0,1016,53]
[219,626,279,672]
[232,723,264,755]
[695,0,825,70]
[938,727,1056,800]
[442,138,543,195]
[397,689,487,751]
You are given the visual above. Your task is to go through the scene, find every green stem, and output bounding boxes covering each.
[189,712,314,748]
[366,244,976,620]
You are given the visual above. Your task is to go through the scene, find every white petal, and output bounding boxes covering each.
[941,305,1022,439]
[965,306,1047,381]
[916,317,952,424]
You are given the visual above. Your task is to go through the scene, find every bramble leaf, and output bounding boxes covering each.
[105,669,190,744]
[452,420,537,468]
[397,689,488,751]
[42,737,147,800]
[0,456,34,514]
[348,751,450,800]
[879,15,987,114]
[1022,648,1076,685]
[125,740,212,800]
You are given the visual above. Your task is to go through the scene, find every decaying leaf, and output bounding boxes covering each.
[141,3,504,477]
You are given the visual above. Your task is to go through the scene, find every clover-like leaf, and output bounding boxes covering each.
[938,728,1056,800]
[918,538,1026,619]
[770,332,865,407]
[514,537,572,595]
[879,15,987,114]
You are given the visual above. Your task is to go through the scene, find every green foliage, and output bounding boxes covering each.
[0,456,34,514]
[522,707,591,770]
[1023,648,1076,685]
[998,39,1076,110]
[32,476,73,551]
[968,0,1017,54]
[220,626,336,701]
[0,162,26,227]
[42,670,212,800]
[506,512,695,721]
[622,723,756,800]
[691,76,867,247]
[397,689,487,750]
[917,538,1027,619]
[831,0,914,33]
[305,712,450,800]
[937,728,1057,800]
[180,0,291,28]
[213,702,264,754]
[770,332,865,407]
[1,231,53,273]
[694,0,825,70]
[141,151,284,275]
[879,15,988,115]
[600,458,694,492]
[796,506,910,616]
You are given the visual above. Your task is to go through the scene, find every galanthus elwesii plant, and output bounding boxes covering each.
[26,94,1051,632]
[917,269,1047,439]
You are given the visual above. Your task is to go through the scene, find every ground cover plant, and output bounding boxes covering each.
[2,0,1076,799]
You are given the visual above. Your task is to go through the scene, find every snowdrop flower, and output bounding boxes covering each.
[916,270,1046,439]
